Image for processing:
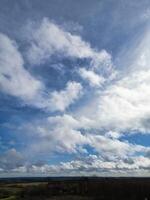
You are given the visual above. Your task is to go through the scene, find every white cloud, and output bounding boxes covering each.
[26,18,112,72]
[0,33,82,112]
[74,29,150,134]
[2,18,150,176]
[88,135,148,159]
[4,155,150,176]
[0,115,150,175]
[49,81,83,111]
[105,131,122,139]
[93,69,150,133]
[19,114,149,162]
[60,155,150,173]
[79,68,105,87]
[27,114,88,155]
[0,33,43,101]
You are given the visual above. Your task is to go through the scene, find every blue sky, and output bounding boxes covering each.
[1,0,150,177]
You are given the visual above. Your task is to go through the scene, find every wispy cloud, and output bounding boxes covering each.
[79,68,105,87]
[26,18,112,70]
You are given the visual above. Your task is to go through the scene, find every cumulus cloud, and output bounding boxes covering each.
[58,155,150,172]
[74,29,150,134]
[87,135,147,159]
[2,16,150,176]
[0,149,24,170]
[49,81,83,111]
[0,116,149,175]
[22,114,88,155]
[18,114,149,163]
[0,33,82,112]
[93,69,150,133]
[0,20,115,114]
[4,155,150,176]
[0,33,43,101]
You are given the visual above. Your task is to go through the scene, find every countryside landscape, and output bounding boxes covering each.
[1,0,150,199]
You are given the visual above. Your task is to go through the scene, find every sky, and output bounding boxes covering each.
[1,0,150,177]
